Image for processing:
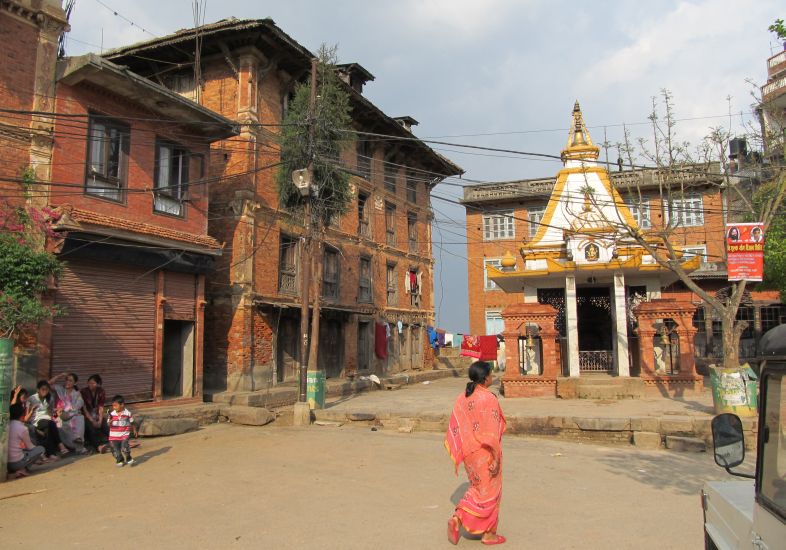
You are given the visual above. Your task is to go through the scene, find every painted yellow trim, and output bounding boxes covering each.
[529,169,569,243]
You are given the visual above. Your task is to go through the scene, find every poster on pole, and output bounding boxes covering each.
[726,222,765,281]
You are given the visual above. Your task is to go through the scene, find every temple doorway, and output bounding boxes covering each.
[577,286,613,373]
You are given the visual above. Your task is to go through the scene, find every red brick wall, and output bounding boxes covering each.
[49,83,212,237]
[0,11,38,205]
[200,49,439,388]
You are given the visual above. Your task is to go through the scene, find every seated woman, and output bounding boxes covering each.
[7,403,45,478]
[51,372,88,455]
[80,374,108,452]
[26,380,68,458]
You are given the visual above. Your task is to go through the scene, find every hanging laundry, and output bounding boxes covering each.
[479,335,498,362]
[437,329,446,347]
[445,333,454,347]
[410,270,418,295]
[375,322,388,359]
[385,322,391,339]
[460,335,481,358]
[427,326,439,349]
[397,320,403,334]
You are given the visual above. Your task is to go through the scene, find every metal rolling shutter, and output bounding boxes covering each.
[51,260,156,402]
[164,271,196,320]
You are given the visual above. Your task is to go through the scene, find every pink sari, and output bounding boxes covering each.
[444,385,506,534]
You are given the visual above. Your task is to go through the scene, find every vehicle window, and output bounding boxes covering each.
[759,371,786,517]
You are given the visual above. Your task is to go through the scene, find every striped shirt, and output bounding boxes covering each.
[108,408,134,441]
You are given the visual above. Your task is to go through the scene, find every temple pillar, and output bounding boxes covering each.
[565,275,579,377]
[612,272,630,377]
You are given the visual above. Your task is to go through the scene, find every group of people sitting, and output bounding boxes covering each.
[7,372,137,478]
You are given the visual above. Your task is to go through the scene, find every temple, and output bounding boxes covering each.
[484,102,705,398]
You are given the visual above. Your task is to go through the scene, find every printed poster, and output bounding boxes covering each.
[726,222,764,281]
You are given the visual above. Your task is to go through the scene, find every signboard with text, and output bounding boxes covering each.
[726,223,765,281]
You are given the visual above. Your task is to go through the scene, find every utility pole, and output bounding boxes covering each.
[293,58,318,426]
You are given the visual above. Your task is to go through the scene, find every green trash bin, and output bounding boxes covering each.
[307,370,325,410]
[709,364,758,417]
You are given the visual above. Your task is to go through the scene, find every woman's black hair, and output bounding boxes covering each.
[67,372,78,383]
[9,402,25,421]
[36,380,52,404]
[88,374,102,385]
[466,361,492,397]
[10,387,28,401]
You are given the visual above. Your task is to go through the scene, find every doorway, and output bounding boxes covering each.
[358,320,371,372]
[318,318,344,378]
[577,287,613,373]
[276,315,300,383]
[162,320,195,398]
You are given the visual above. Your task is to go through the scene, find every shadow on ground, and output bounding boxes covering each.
[597,448,756,495]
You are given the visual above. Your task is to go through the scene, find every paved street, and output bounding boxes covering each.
[324,375,715,419]
[0,422,743,549]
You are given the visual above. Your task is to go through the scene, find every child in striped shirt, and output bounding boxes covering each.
[108,395,137,467]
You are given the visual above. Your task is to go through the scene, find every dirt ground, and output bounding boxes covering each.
[0,423,743,549]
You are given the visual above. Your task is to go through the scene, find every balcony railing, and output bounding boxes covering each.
[763,75,786,100]
[768,50,786,72]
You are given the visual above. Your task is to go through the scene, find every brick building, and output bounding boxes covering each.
[0,0,67,225]
[761,43,786,162]
[25,54,236,403]
[101,18,462,393]
[462,102,783,397]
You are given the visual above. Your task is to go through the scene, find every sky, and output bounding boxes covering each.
[64,0,784,333]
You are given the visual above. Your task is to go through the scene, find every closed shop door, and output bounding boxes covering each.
[164,271,196,320]
[276,316,300,383]
[51,260,156,402]
[318,319,344,378]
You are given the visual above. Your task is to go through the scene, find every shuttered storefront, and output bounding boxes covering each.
[51,260,156,402]
[164,271,196,320]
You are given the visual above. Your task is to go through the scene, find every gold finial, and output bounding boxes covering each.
[501,250,517,269]
[562,100,600,161]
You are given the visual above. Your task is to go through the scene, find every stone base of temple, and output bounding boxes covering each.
[556,377,646,399]
[501,376,557,397]
[641,375,704,397]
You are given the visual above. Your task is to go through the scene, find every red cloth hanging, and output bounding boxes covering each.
[479,335,498,361]
[460,335,481,358]
[375,322,388,359]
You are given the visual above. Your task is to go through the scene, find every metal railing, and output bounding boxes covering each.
[579,350,614,373]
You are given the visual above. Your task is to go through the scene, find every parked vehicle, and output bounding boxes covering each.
[702,325,786,549]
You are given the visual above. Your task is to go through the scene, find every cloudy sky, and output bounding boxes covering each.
[65,0,783,333]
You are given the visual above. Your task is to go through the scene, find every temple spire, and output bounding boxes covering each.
[562,100,600,162]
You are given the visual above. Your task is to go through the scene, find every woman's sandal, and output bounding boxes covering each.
[447,517,460,545]
[481,535,506,546]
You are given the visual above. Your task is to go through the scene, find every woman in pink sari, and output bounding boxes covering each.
[445,361,507,545]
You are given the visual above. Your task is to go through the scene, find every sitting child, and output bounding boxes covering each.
[7,403,45,478]
[107,395,137,467]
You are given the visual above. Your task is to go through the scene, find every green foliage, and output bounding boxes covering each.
[275,45,353,226]
[769,18,786,40]
[752,179,786,299]
[0,233,62,338]
[0,166,62,338]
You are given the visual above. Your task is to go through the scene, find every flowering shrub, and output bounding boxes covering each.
[0,171,62,339]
